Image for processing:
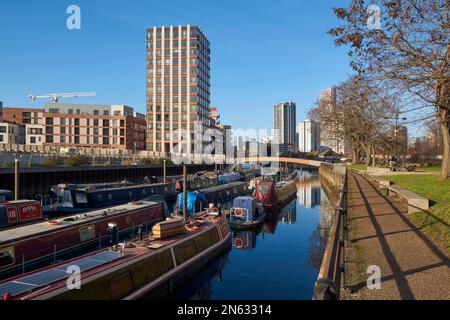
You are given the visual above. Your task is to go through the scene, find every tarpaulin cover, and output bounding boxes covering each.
[177,192,206,214]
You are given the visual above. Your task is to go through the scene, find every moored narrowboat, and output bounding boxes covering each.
[0,200,165,280]
[255,179,297,211]
[228,196,266,230]
[0,200,43,229]
[176,181,249,214]
[0,212,231,300]
[50,181,176,214]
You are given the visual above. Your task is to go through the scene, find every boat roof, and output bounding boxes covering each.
[73,182,172,194]
[0,201,159,244]
[2,212,222,300]
[199,181,245,193]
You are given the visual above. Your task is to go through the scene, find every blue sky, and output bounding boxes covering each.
[0,0,353,131]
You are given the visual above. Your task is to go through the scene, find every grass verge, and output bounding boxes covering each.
[383,174,450,250]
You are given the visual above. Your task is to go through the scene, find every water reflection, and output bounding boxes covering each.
[166,171,335,300]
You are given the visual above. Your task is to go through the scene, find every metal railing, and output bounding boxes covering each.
[313,168,348,300]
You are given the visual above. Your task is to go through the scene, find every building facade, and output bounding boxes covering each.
[273,102,297,152]
[2,104,146,151]
[146,25,211,156]
[319,87,349,155]
[297,119,320,152]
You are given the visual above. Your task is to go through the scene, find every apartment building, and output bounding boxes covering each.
[2,104,146,151]
[146,25,211,155]
[273,101,297,153]
[297,119,320,152]
[0,122,20,144]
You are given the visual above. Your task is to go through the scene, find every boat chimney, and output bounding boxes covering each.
[183,165,187,222]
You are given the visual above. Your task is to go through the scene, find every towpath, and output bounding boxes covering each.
[344,172,450,300]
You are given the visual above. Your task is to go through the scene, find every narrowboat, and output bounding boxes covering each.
[176,181,249,214]
[176,172,251,191]
[228,196,266,230]
[0,212,231,300]
[255,179,297,211]
[0,191,13,204]
[0,200,43,229]
[49,181,176,214]
[0,200,165,280]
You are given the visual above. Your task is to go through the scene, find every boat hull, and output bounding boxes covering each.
[22,217,232,300]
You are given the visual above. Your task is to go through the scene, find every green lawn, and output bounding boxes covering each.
[383,174,450,250]
[417,164,442,173]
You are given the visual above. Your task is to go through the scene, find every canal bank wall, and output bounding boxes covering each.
[314,163,347,300]
[0,164,215,199]
[318,163,346,207]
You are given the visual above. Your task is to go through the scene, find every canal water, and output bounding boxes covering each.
[166,171,335,300]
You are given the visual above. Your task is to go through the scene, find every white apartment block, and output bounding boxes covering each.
[0,122,19,144]
[297,119,320,152]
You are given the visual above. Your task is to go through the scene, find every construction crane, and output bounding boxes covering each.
[28,92,97,103]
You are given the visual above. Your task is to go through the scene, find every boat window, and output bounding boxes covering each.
[62,191,73,205]
[0,247,15,269]
[129,191,133,197]
[98,195,103,202]
[108,193,113,200]
[142,189,146,195]
[75,192,88,204]
[258,186,270,194]
[79,225,96,242]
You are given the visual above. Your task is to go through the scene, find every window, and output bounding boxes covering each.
[46,117,53,125]
[0,126,6,133]
[48,108,59,114]
[93,110,99,116]
[46,136,53,143]
[0,247,15,268]
[79,225,95,242]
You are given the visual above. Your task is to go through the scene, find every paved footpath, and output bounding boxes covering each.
[344,172,450,300]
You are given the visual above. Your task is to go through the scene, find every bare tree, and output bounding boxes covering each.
[311,75,396,165]
[329,0,450,178]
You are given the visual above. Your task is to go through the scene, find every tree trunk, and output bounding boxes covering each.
[438,108,450,179]
[436,76,450,179]
[361,143,371,166]
[351,148,358,164]
[371,144,376,167]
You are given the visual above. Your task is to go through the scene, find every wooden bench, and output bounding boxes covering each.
[387,185,430,214]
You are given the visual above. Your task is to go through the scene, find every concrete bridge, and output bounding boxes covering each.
[236,156,323,168]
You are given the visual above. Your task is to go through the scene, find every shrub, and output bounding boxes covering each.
[63,155,90,167]
[42,157,64,167]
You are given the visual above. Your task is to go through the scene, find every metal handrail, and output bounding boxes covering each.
[313,168,348,300]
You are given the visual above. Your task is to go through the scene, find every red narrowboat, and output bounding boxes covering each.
[0,200,164,281]
[255,180,297,211]
[0,212,231,300]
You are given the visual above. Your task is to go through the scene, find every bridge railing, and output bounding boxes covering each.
[313,166,348,300]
